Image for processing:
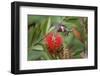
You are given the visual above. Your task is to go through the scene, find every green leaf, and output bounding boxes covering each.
[41,52,51,60]
[28,49,51,60]
[72,38,84,49]
[51,16,64,24]
[64,17,81,30]
[64,33,74,47]
[31,45,43,51]
[28,43,52,60]
[28,24,41,48]
[73,54,81,58]
[42,44,53,59]
[46,17,51,33]
[65,16,80,21]
[28,25,35,47]
[73,48,83,56]
[28,50,43,60]
[48,26,55,33]
[40,17,52,35]
[28,15,47,25]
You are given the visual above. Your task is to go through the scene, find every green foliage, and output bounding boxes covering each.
[50,16,64,24]
[28,15,47,25]
[28,50,43,60]
[28,16,55,60]
[28,15,88,60]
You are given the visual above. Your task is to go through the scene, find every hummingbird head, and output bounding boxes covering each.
[55,24,72,36]
[57,24,67,32]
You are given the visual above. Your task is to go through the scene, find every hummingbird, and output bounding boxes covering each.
[54,23,72,36]
[54,24,84,43]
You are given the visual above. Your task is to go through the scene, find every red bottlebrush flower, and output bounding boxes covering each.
[44,32,63,54]
[55,33,63,48]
